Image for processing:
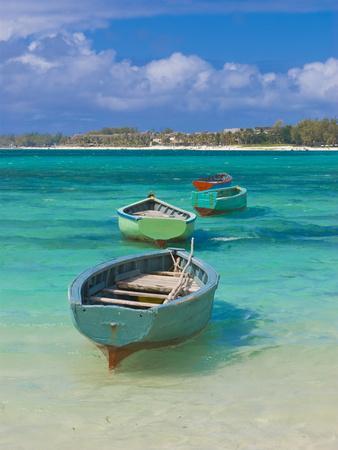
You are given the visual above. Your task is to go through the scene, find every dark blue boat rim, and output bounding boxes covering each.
[68,249,219,308]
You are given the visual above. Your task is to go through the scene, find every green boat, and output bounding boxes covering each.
[117,195,196,245]
[192,185,247,216]
[68,247,219,368]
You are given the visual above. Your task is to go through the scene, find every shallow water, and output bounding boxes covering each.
[1,149,338,450]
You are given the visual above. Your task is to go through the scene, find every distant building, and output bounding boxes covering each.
[223,128,241,133]
[254,127,272,134]
[151,138,163,145]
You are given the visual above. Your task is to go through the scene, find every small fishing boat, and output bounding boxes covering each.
[117,194,196,245]
[68,243,219,368]
[192,186,247,216]
[192,173,233,191]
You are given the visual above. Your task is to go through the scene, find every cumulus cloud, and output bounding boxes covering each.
[1,0,338,41]
[0,32,337,132]
[288,59,338,102]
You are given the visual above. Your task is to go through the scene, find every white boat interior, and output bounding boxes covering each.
[124,198,191,220]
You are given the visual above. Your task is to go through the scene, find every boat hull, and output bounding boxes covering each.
[71,286,216,349]
[118,215,195,243]
[117,196,196,244]
[192,186,247,216]
[193,180,232,191]
[192,173,233,191]
[69,249,219,368]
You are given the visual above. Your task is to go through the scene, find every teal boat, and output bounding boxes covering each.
[192,186,247,216]
[69,247,219,368]
[117,195,196,245]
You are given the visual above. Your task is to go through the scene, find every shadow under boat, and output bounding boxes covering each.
[194,206,271,220]
[114,300,262,375]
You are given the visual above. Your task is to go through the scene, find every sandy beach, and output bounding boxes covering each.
[3,145,338,151]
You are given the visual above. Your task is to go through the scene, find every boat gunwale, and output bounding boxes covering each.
[68,249,219,308]
[117,197,196,224]
[194,185,247,200]
[193,173,233,184]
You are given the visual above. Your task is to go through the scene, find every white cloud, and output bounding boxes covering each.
[1,0,338,41]
[0,0,107,41]
[10,53,58,72]
[145,53,210,92]
[288,58,338,101]
[1,32,338,132]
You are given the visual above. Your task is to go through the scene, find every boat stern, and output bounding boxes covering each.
[71,303,158,348]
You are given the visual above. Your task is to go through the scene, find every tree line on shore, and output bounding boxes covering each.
[1,119,337,148]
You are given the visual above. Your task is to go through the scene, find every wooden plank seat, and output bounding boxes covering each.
[90,296,155,308]
[102,288,167,300]
[150,271,181,277]
[116,273,200,294]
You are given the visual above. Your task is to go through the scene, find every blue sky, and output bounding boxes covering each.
[90,13,338,71]
[0,1,338,133]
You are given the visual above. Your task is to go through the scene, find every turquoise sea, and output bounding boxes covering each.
[1,149,338,450]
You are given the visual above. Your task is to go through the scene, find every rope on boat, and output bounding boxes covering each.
[169,250,181,273]
[164,238,194,303]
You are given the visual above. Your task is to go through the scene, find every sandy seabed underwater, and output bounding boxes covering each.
[1,149,338,450]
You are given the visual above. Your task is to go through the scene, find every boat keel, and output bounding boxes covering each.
[100,345,136,370]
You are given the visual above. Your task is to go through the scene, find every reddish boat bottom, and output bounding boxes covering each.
[99,345,137,370]
[194,206,246,217]
[154,239,167,248]
[97,331,204,370]
[98,339,181,370]
[193,181,231,191]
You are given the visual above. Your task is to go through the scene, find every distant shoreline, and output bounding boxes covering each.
[2,145,338,151]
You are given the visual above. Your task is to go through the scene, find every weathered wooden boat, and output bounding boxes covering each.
[68,245,219,368]
[192,185,247,216]
[192,173,233,191]
[117,194,196,245]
